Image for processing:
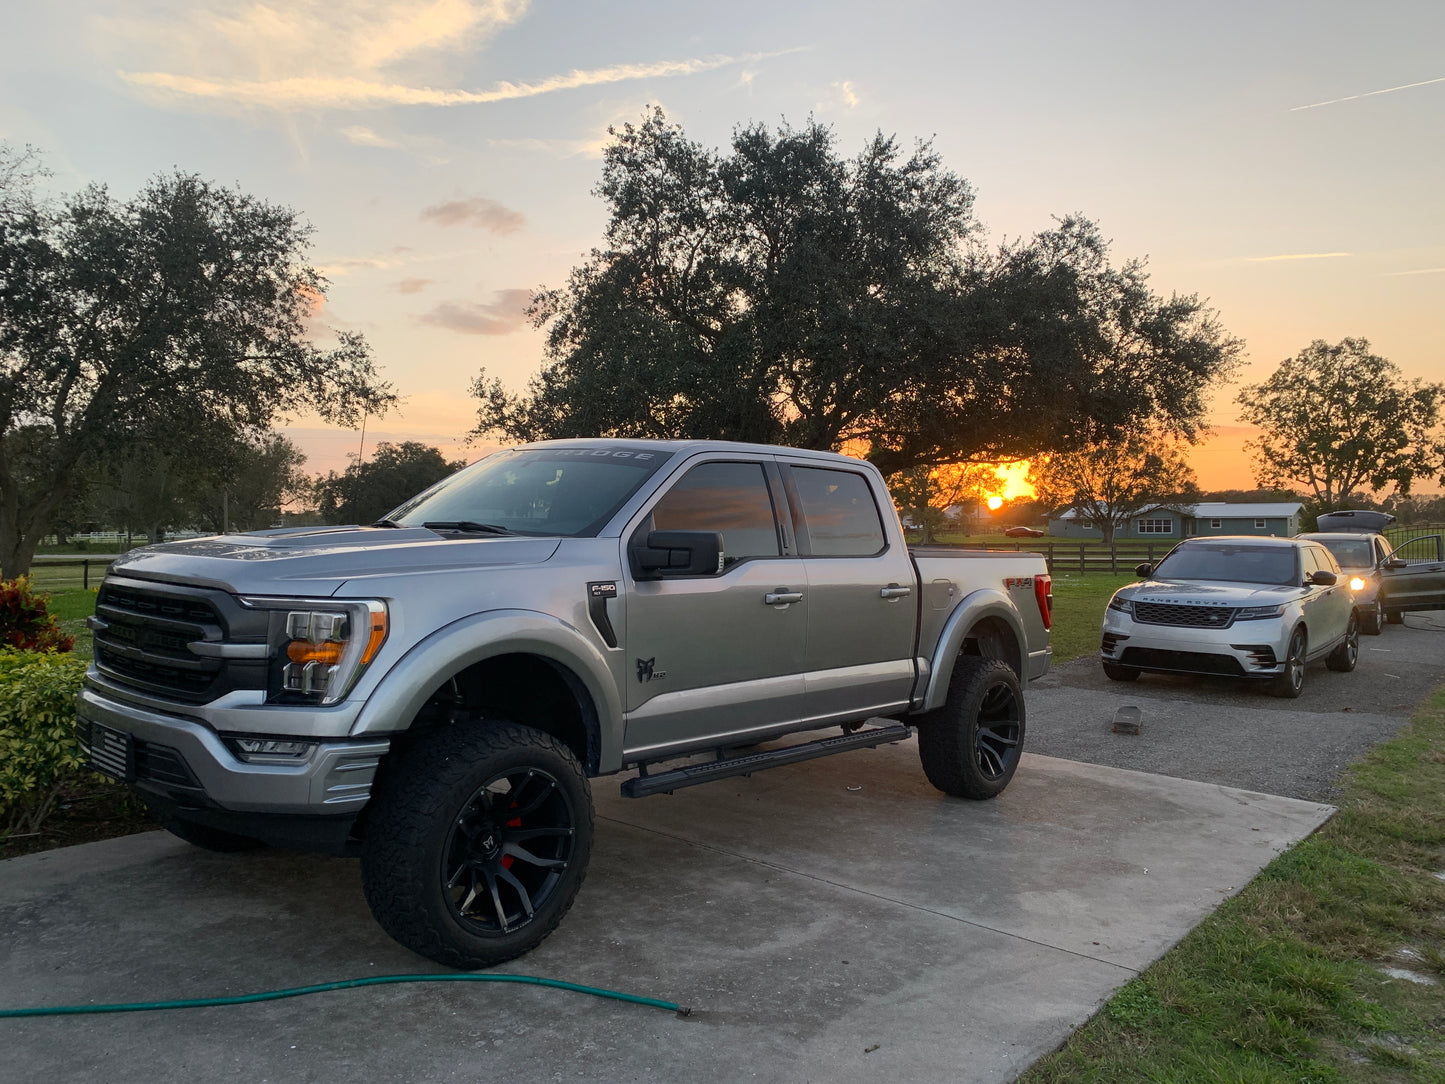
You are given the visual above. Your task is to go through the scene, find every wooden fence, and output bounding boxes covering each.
[29,556,118,592]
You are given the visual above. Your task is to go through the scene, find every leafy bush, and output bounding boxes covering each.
[0,649,89,835]
[0,576,74,652]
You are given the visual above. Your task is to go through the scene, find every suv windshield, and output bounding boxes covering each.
[389,447,672,537]
[1153,543,1299,586]
[1314,537,1372,569]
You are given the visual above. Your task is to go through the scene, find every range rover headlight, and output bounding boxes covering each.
[1106,595,1133,616]
[242,597,389,705]
[1236,604,1286,620]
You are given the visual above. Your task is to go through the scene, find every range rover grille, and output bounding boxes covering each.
[1133,602,1237,628]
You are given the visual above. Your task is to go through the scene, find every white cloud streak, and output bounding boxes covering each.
[1245,252,1351,262]
[1291,75,1445,111]
[1388,266,1445,276]
[122,49,805,112]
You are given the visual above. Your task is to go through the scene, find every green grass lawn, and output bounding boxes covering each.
[1047,571,1135,664]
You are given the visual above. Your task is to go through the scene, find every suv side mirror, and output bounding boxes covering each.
[1134,563,1153,577]
[1308,569,1337,586]
[631,530,724,580]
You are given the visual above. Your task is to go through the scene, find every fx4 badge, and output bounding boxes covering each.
[1005,577,1035,590]
[636,657,668,683]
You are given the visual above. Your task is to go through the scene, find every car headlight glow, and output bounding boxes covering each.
[1349,576,1366,592]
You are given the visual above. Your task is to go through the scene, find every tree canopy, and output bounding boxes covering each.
[0,146,395,575]
[472,109,1240,475]
[315,441,467,526]
[1236,338,1445,510]
[1029,430,1198,544]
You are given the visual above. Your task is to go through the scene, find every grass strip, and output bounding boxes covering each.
[1020,686,1445,1083]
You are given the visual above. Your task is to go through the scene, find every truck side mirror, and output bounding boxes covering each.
[1385,557,1407,570]
[1134,563,1153,577]
[631,530,724,580]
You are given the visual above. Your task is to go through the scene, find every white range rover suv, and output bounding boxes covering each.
[1099,536,1359,698]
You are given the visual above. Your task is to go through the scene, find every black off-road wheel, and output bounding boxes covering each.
[917,657,1025,799]
[1268,627,1307,698]
[1102,661,1140,682]
[361,723,593,970]
[1386,610,1404,625]
[1326,612,1360,672]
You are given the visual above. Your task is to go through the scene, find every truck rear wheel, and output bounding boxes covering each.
[917,657,1025,800]
[361,722,593,970]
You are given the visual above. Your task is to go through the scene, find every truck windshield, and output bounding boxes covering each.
[1153,544,1299,586]
[388,447,672,537]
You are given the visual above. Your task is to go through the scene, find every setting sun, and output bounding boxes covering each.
[986,495,1004,510]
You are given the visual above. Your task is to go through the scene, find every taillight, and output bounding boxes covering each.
[1034,573,1052,630]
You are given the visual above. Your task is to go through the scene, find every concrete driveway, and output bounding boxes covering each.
[10,615,1442,1082]
[2,746,1330,1082]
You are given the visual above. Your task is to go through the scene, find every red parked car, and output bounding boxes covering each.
[1004,526,1046,538]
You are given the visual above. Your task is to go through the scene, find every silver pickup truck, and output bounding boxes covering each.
[77,439,1052,968]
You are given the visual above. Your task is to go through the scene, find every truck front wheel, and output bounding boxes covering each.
[917,657,1025,800]
[361,722,593,969]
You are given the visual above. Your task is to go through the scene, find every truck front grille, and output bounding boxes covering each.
[92,577,270,704]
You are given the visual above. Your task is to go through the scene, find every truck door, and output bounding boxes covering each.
[620,457,807,756]
[782,463,917,719]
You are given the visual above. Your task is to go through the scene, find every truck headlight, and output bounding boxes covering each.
[242,597,388,704]
[1349,576,1366,592]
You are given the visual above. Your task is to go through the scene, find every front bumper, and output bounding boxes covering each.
[76,683,391,819]
[1099,614,1289,679]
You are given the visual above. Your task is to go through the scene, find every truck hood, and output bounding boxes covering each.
[107,526,563,597]
[1122,579,1302,606]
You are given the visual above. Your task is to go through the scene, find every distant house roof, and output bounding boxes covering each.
[1053,501,1303,521]
[1191,502,1304,518]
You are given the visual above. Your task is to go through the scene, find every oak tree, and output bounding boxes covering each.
[1236,339,1445,510]
[1029,431,1198,544]
[0,149,394,576]
[472,110,1240,475]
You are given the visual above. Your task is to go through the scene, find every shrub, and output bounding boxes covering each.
[0,649,89,835]
[0,576,75,652]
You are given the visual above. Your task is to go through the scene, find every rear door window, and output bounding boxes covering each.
[789,467,886,557]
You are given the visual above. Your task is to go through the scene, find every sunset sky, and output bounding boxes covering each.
[4,1,1441,493]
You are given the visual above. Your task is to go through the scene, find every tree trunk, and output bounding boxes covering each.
[1100,522,1116,545]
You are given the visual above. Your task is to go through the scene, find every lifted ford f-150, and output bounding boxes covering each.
[77,440,1052,968]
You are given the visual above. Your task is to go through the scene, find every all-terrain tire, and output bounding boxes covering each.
[916,657,1025,800]
[361,722,593,970]
[1386,610,1404,625]
[1326,612,1360,672]
[1102,661,1140,682]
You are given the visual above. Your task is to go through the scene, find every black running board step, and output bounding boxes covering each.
[621,723,914,799]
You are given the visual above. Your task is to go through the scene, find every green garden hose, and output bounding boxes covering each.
[0,973,690,1018]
